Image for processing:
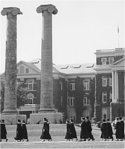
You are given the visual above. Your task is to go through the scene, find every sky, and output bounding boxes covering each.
[0,0,125,74]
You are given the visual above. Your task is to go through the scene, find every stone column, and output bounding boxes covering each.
[115,71,119,101]
[112,71,115,102]
[1,7,22,114]
[36,5,58,112]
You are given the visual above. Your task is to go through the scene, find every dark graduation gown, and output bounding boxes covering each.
[22,123,28,140]
[86,120,94,140]
[100,121,107,139]
[115,121,121,139]
[1,123,7,139]
[119,120,124,139]
[65,122,72,140]
[40,122,52,140]
[15,122,23,141]
[70,122,77,139]
[80,121,87,140]
[106,121,113,139]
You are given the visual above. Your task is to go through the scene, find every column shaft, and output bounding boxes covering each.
[1,7,22,114]
[112,71,115,102]
[36,5,58,111]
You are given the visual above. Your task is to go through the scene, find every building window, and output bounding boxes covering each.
[26,79,34,91]
[83,80,90,90]
[101,58,107,65]
[102,77,107,87]
[26,68,29,73]
[109,77,112,86]
[83,97,89,105]
[20,66,24,74]
[27,93,34,104]
[109,91,112,101]
[108,57,114,64]
[59,81,63,90]
[68,97,75,106]
[102,92,107,103]
[69,83,75,91]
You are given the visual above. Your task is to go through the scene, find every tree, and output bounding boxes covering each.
[17,82,27,107]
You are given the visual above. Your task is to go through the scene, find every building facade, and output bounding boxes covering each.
[94,48,125,121]
[0,48,124,123]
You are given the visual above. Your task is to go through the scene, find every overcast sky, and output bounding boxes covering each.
[0,0,125,74]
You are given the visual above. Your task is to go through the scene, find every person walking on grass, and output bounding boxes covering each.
[40,118,52,141]
[80,117,87,141]
[14,119,23,142]
[65,119,72,141]
[70,119,78,141]
[100,119,107,141]
[0,120,8,142]
[106,119,113,141]
[22,120,29,142]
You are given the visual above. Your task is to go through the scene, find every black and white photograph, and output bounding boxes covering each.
[0,0,125,148]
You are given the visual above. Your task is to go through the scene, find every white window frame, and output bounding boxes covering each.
[26,79,34,91]
[102,77,107,87]
[83,80,90,91]
[27,93,34,104]
[69,83,75,91]
[69,96,75,106]
[102,92,107,103]
[101,58,107,65]
[83,96,89,105]
[108,57,114,64]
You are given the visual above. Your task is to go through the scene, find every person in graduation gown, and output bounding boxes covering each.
[0,120,8,142]
[85,117,95,141]
[22,120,29,141]
[14,119,23,141]
[80,117,87,141]
[40,118,52,141]
[119,117,124,140]
[106,119,113,140]
[100,119,107,140]
[115,117,121,141]
[65,119,72,141]
[70,119,78,141]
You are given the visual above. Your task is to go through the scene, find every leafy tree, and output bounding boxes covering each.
[17,82,27,107]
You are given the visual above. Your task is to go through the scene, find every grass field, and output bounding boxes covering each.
[1,124,125,149]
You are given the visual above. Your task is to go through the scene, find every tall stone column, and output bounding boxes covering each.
[1,8,22,114]
[30,4,62,123]
[36,5,58,112]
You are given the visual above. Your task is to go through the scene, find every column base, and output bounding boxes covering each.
[30,111,63,124]
[110,102,124,121]
[0,113,26,125]
[2,109,17,114]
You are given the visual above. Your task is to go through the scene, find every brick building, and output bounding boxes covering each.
[94,48,125,121]
[16,60,95,123]
[0,48,124,123]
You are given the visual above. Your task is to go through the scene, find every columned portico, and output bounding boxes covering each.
[112,70,119,102]
[110,57,125,121]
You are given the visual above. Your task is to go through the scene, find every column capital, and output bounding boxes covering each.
[1,7,22,16]
[36,4,58,15]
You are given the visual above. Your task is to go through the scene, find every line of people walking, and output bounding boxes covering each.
[100,117,125,141]
[0,117,124,142]
[65,117,94,141]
